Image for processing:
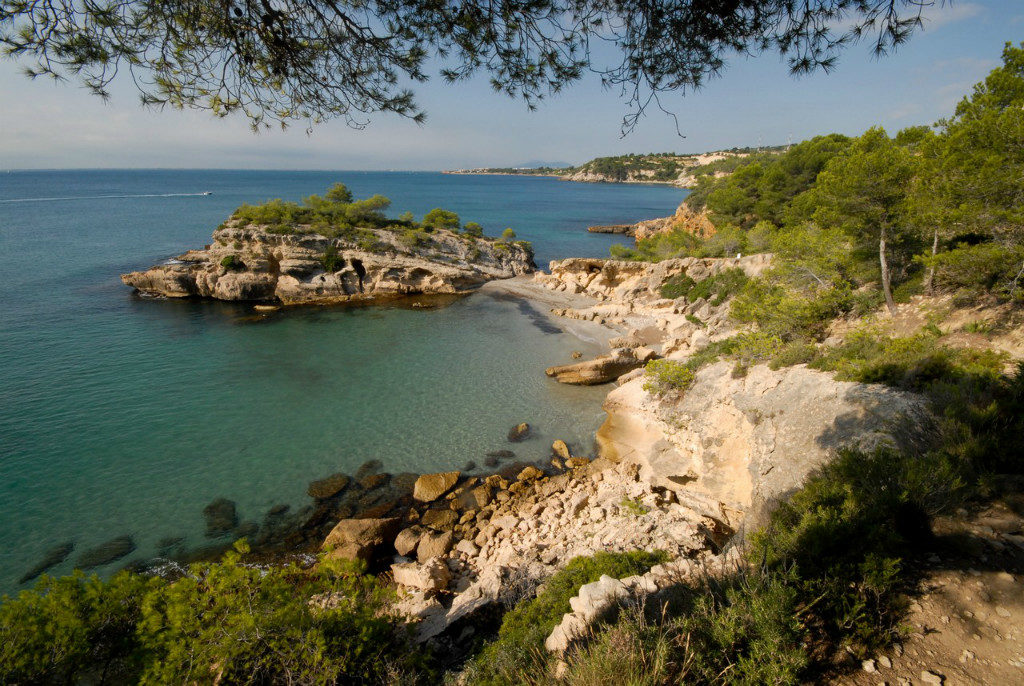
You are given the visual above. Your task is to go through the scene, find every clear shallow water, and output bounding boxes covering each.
[0,170,687,591]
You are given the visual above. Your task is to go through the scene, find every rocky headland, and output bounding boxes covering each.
[122,224,534,305]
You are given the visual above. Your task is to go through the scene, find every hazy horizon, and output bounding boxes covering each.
[2,1,1021,171]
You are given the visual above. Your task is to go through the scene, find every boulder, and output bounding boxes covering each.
[545,348,656,386]
[455,485,492,510]
[416,530,455,563]
[202,498,239,537]
[552,440,571,460]
[393,590,445,622]
[413,471,460,502]
[322,517,401,560]
[395,525,427,556]
[507,422,531,442]
[392,558,451,592]
[359,472,391,491]
[517,466,544,482]
[421,508,459,531]
[307,473,351,499]
[76,536,136,569]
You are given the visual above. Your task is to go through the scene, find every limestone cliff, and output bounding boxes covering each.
[122,225,534,304]
[598,362,932,529]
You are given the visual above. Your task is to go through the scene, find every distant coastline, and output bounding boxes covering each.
[444,146,784,188]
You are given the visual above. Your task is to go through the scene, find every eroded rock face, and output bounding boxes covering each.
[122,224,534,304]
[545,347,656,385]
[599,362,932,528]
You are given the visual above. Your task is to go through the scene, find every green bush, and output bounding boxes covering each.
[463,222,484,238]
[465,551,667,686]
[423,208,460,231]
[660,268,748,305]
[810,330,1007,392]
[642,359,696,395]
[921,241,1024,299]
[219,254,244,270]
[400,229,430,249]
[0,571,157,685]
[659,272,695,299]
[320,244,343,272]
[0,543,429,685]
[500,227,517,241]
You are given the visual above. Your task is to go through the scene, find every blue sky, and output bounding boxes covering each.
[1,1,1021,170]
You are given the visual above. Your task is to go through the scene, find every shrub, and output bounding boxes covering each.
[220,254,244,270]
[0,543,430,685]
[0,571,157,685]
[659,273,695,300]
[921,241,1024,299]
[660,268,748,305]
[320,244,343,272]
[500,228,517,241]
[400,229,430,249]
[642,359,696,395]
[465,551,667,686]
[423,208,460,231]
[618,497,649,516]
[768,340,819,369]
[463,221,484,238]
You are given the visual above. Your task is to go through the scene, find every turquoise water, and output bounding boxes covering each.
[0,170,687,591]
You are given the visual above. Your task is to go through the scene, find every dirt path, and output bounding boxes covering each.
[833,491,1024,686]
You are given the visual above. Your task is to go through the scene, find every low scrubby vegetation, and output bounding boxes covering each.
[463,551,668,685]
[0,542,431,685]
[229,183,526,255]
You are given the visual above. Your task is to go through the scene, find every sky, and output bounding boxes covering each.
[1,1,1022,170]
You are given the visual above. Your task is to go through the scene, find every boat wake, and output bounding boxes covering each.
[0,192,213,204]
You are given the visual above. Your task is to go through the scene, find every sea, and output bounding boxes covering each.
[0,169,687,592]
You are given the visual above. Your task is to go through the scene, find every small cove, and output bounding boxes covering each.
[0,170,687,591]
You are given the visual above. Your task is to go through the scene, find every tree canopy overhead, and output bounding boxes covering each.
[1,0,943,131]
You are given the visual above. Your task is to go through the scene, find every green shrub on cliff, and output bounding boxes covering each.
[642,359,696,395]
[0,542,430,685]
[320,244,343,272]
[219,254,244,270]
[465,550,667,686]
[230,184,477,250]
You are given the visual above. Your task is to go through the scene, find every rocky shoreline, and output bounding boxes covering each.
[287,255,936,652]
[122,224,534,305]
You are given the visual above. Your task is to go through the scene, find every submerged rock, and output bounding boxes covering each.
[507,423,532,442]
[354,459,383,482]
[77,536,136,569]
[307,473,351,500]
[20,541,74,584]
[202,498,239,538]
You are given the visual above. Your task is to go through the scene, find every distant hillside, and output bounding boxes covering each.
[445,146,787,187]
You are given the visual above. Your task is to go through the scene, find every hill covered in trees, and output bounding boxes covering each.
[447,146,788,186]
